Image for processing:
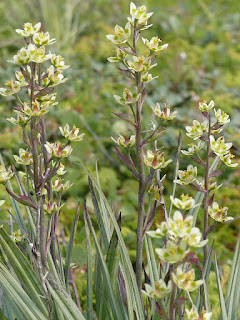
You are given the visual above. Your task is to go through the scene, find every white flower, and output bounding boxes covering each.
[16,22,41,37]
[143,150,172,169]
[170,194,195,210]
[210,135,232,156]
[113,88,140,105]
[147,221,168,238]
[167,211,193,238]
[111,134,136,147]
[208,202,233,222]
[152,103,177,120]
[199,100,214,112]
[51,54,70,69]
[127,56,157,72]
[172,266,204,292]
[0,80,22,97]
[181,141,204,156]
[220,152,238,168]
[214,108,230,124]
[59,124,85,142]
[142,37,168,52]
[106,22,131,44]
[156,240,189,263]
[142,279,172,299]
[33,32,56,46]
[13,149,33,166]
[175,165,197,185]
[186,120,208,140]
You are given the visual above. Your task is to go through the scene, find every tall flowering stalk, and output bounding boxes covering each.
[180,100,237,262]
[0,22,84,315]
[107,2,175,295]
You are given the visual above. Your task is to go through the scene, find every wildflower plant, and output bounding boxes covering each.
[107,1,175,295]
[0,22,85,318]
[106,3,238,320]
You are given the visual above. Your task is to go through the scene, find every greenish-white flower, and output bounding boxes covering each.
[142,37,168,52]
[170,194,195,210]
[18,101,50,118]
[186,120,208,140]
[127,56,157,72]
[141,72,158,83]
[107,48,127,63]
[208,202,233,222]
[152,103,177,120]
[51,54,69,69]
[181,141,204,156]
[45,141,73,158]
[43,200,64,215]
[184,227,208,248]
[111,134,136,147]
[43,66,67,87]
[185,306,212,320]
[172,266,204,292]
[15,71,28,86]
[175,165,197,185]
[0,166,14,184]
[168,211,193,238]
[106,22,131,44]
[214,108,230,125]
[114,88,140,105]
[143,150,172,170]
[210,135,232,156]
[156,240,189,263]
[147,221,168,238]
[52,178,73,192]
[7,113,30,126]
[199,100,214,112]
[59,124,85,142]
[33,32,56,46]
[16,22,41,37]
[52,162,66,175]
[142,279,172,299]
[0,80,22,97]
[27,43,53,63]
[220,152,238,168]
[129,2,153,26]
[13,149,33,166]
[185,305,199,320]
[9,47,31,65]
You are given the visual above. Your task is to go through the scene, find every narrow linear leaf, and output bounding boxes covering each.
[83,199,93,320]
[214,255,228,320]
[64,202,80,287]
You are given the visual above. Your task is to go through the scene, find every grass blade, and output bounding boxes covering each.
[83,199,93,320]
[64,202,80,288]
[214,255,228,320]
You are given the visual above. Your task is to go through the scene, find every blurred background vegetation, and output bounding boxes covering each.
[0,0,239,316]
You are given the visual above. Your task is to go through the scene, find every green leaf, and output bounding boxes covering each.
[64,202,80,287]
[225,236,240,319]
[84,207,122,320]
[0,262,48,320]
[47,282,86,320]
[214,255,228,320]
[83,199,93,320]
[81,164,145,320]
[195,241,214,312]
[0,227,47,316]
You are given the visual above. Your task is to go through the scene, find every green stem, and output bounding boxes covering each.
[203,113,211,262]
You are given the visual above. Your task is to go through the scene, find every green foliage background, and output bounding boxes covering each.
[0,0,239,316]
